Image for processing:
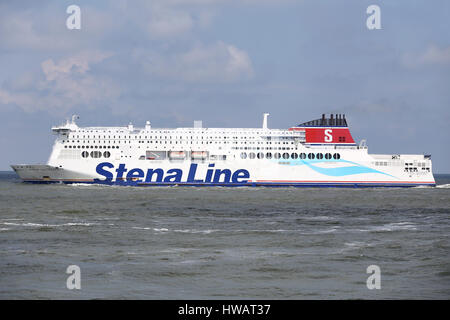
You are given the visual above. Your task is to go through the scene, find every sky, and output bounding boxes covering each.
[0,0,449,172]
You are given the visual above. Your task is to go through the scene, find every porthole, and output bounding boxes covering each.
[325,153,332,160]
[282,153,289,159]
[308,153,315,159]
[81,151,89,158]
[274,153,281,159]
[257,152,264,159]
[103,151,111,158]
[90,151,102,158]
[316,153,323,159]
[266,152,272,159]
[299,153,306,159]
[333,153,340,160]
[249,152,256,159]
[291,153,298,159]
[240,152,247,159]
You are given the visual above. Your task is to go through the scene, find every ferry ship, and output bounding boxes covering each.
[11,114,435,187]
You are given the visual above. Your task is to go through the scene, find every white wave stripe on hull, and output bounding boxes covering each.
[11,113,436,187]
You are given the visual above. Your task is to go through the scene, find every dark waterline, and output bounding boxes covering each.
[0,172,449,299]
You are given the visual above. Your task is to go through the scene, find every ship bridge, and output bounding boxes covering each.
[52,115,79,134]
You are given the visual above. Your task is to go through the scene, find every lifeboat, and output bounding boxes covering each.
[169,151,186,159]
[191,151,208,160]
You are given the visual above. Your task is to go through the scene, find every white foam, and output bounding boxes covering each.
[1,222,95,227]
[132,227,151,230]
[436,184,450,188]
[173,229,217,234]
[361,222,417,232]
[153,228,169,232]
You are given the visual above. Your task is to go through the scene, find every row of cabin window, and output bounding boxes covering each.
[240,152,341,160]
[233,146,294,151]
[69,132,294,138]
[81,151,111,158]
[67,135,294,140]
[65,145,119,149]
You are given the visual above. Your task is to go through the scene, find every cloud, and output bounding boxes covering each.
[402,44,450,68]
[0,40,253,115]
[138,41,253,82]
[145,5,194,38]
[41,51,112,81]
[420,45,450,65]
[0,50,120,114]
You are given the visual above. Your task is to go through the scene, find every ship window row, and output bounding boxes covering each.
[74,130,294,135]
[65,145,119,149]
[240,152,341,160]
[64,139,294,145]
[81,151,111,158]
[233,147,294,151]
[65,136,295,142]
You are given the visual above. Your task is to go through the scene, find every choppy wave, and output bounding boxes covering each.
[436,184,450,188]
[129,227,342,235]
[1,222,96,228]
[132,227,217,234]
[357,222,417,232]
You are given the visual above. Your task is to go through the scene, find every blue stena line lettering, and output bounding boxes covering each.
[95,162,250,184]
